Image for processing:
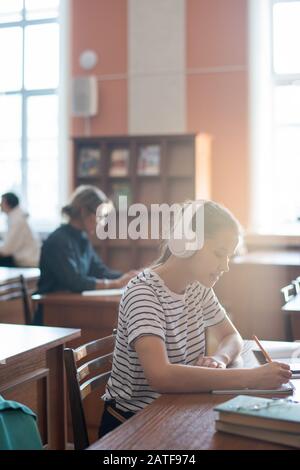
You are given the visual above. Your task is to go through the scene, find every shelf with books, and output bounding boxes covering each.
[77,146,101,178]
[73,133,211,271]
[167,179,194,205]
[137,144,161,176]
[166,139,195,177]
[109,181,133,210]
[107,245,136,272]
[138,245,160,269]
[108,147,130,178]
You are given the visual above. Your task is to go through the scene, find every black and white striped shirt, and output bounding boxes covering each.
[104,268,226,413]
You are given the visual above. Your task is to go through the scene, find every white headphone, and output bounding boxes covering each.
[168,200,206,258]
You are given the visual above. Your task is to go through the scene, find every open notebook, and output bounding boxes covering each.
[252,341,300,376]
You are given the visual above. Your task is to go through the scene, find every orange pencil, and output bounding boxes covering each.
[252,335,273,363]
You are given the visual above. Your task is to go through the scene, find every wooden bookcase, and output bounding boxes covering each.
[73,133,211,271]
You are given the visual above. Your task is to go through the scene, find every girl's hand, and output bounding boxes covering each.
[250,361,292,389]
[195,356,226,369]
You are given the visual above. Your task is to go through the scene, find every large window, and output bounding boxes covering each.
[250,0,300,233]
[0,0,66,231]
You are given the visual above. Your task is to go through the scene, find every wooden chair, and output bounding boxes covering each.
[64,332,116,450]
[0,275,33,325]
[281,283,296,304]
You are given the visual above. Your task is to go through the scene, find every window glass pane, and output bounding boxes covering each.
[0,141,21,161]
[0,95,22,141]
[27,140,58,160]
[0,160,22,197]
[273,2,300,74]
[24,24,59,89]
[27,95,58,140]
[0,28,22,91]
[273,127,300,223]
[25,0,59,20]
[27,158,59,228]
[0,94,22,230]
[0,0,23,23]
[26,95,59,229]
[0,159,22,231]
[274,85,300,125]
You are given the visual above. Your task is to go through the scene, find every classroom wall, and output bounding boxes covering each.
[71,0,128,136]
[186,0,249,226]
[71,0,249,226]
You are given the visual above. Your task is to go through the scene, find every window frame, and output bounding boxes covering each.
[249,0,300,234]
[0,0,69,232]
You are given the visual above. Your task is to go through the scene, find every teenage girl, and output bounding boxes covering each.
[100,200,291,436]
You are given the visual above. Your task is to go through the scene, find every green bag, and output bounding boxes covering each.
[0,395,43,450]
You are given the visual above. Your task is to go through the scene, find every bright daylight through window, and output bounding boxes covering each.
[250,0,300,234]
[0,0,62,231]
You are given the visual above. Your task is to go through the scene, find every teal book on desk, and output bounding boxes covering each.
[214,395,300,448]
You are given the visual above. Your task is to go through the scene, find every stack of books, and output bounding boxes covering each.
[111,182,132,209]
[214,395,300,448]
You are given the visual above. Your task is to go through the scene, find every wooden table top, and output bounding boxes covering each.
[0,323,81,364]
[32,291,122,306]
[88,340,300,450]
[0,267,40,285]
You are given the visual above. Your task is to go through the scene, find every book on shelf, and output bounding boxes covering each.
[77,147,101,177]
[111,182,132,210]
[137,145,160,176]
[109,148,130,177]
[214,394,300,448]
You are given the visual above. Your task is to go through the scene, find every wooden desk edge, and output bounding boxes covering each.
[32,293,121,306]
[1,328,81,364]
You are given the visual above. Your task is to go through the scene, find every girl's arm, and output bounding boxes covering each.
[206,315,243,366]
[134,335,291,394]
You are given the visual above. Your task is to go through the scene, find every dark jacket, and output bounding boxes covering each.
[37,224,121,294]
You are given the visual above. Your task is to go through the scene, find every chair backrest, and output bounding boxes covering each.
[292,276,300,295]
[0,275,33,325]
[64,332,116,450]
[281,283,296,303]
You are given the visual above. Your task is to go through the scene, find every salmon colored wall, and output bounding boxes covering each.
[71,0,128,136]
[71,0,249,225]
[186,0,249,226]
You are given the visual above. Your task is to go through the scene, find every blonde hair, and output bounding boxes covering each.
[155,200,242,265]
[62,185,108,220]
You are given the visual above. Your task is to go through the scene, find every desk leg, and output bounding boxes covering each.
[46,345,67,450]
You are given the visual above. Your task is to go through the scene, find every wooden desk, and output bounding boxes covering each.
[32,292,121,441]
[0,267,40,286]
[0,323,80,450]
[215,250,300,341]
[88,341,300,450]
[33,292,121,347]
[282,294,300,340]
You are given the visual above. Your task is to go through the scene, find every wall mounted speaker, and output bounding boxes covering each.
[72,76,98,117]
